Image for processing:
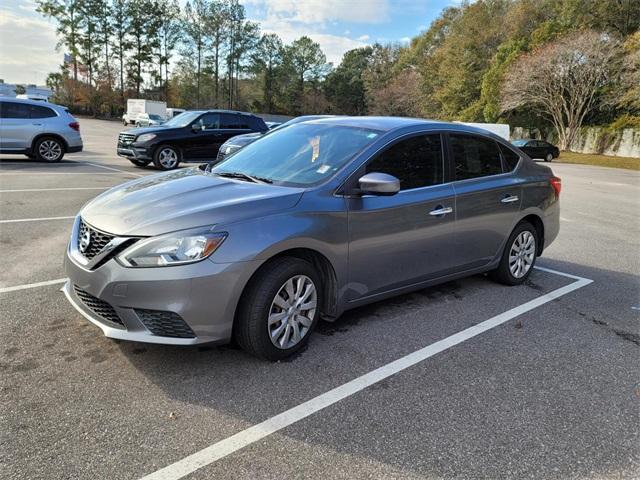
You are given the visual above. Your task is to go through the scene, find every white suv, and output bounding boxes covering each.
[0,98,83,162]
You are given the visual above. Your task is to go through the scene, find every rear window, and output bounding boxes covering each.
[499,144,521,171]
[450,134,504,180]
[220,114,250,129]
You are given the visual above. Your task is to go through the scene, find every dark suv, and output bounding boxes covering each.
[117,110,267,170]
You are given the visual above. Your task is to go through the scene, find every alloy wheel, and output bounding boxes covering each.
[39,140,62,161]
[158,148,178,169]
[509,230,536,278]
[268,275,317,349]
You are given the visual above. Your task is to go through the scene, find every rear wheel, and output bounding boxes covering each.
[153,145,180,170]
[34,137,64,162]
[545,152,553,162]
[490,221,538,285]
[129,159,151,167]
[235,257,321,360]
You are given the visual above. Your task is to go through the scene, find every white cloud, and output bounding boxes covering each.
[244,0,390,24]
[357,34,370,41]
[400,36,411,44]
[0,8,59,85]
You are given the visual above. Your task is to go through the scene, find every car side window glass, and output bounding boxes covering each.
[196,113,220,130]
[29,105,56,119]
[1,102,31,119]
[499,143,521,171]
[450,134,503,180]
[365,134,443,190]
[220,114,250,129]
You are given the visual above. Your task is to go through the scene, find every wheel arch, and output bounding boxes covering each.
[31,133,69,153]
[236,247,340,324]
[519,213,545,255]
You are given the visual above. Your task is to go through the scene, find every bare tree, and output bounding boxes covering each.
[501,30,621,150]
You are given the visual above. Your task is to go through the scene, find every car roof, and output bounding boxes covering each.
[186,109,259,117]
[304,116,509,139]
[0,96,66,110]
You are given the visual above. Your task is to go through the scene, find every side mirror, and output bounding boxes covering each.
[357,172,400,196]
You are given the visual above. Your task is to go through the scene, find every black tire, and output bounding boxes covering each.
[235,257,322,361]
[128,159,151,167]
[490,221,539,286]
[123,119,128,126]
[153,144,180,170]
[34,136,64,163]
[545,152,553,162]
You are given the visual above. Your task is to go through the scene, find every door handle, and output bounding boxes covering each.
[429,206,453,216]
[501,195,519,204]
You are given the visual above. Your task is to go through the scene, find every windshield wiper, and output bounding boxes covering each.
[214,171,273,184]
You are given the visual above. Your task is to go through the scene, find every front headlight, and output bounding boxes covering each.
[117,228,226,267]
[136,133,157,143]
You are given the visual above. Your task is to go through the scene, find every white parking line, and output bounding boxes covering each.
[0,278,67,294]
[82,161,144,177]
[139,266,594,480]
[0,187,109,193]
[0,216,75,224]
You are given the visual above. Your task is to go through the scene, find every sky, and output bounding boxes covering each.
[0,0,455,86]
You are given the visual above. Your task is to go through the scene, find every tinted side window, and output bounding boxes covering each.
[366,134,443,190]
[1,102,31,119]
[220,113,249,129]
[30,105,56,118]
[499,143,521,171]
[450,134,503,180]
[196,113,220,130]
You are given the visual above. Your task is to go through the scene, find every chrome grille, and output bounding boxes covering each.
[135,309,195,338]
[118,133,136,146]
[74,286,124,327]
[78,219,115,260]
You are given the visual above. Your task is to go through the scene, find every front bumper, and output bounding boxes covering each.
[63,245,260,345]
[117,145,152,160]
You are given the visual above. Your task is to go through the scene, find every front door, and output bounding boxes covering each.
[346,133,455,301]
[0,101,42,150]
[184,113,224,160]
[448,133,523,271]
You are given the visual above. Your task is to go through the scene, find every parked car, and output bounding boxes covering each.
[166,107,185,119]
[65,117,560,360]
[0,97,82,162]
[117,109,268,169]
[216,115,334,162]
[122,99,166,126]
[512,139,559,162]
[135,113,165,127]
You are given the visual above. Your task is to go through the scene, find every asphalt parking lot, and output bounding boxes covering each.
[1,118,639,480]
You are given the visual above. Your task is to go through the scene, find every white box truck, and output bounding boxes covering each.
[122,99,167,126]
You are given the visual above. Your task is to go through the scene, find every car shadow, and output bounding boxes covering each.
[116,259,639,478]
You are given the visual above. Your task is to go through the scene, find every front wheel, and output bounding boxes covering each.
[153,145,180,170]
[545,152,553,162]
[490,221,538,285]
[34,137,64,162]
[235,257,321,360]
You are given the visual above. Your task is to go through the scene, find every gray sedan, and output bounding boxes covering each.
[63,117,560,360]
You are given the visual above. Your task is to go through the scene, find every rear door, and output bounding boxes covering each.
[449,133,522,271]
[218,113,252,156]
[347,133,455,300]
[0,101,42,150]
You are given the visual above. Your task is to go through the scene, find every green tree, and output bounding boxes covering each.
[284,36,328,114]
[111,0,131,105]
[126,0,157,95]
[324,47,373,115]
[252,33,284,112]
[182,0,210,106]
[156,0,182,98]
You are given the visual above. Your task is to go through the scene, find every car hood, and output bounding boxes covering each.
[80,168,304,236]
[225,132,263,146]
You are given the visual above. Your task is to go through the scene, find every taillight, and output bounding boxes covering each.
[69,122,80,132]
[550,176,561,197]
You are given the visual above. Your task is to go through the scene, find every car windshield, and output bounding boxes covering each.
[149,114,163,120]
[211,123,381,186]
[512,139,527,146]
[163,111,201,128]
